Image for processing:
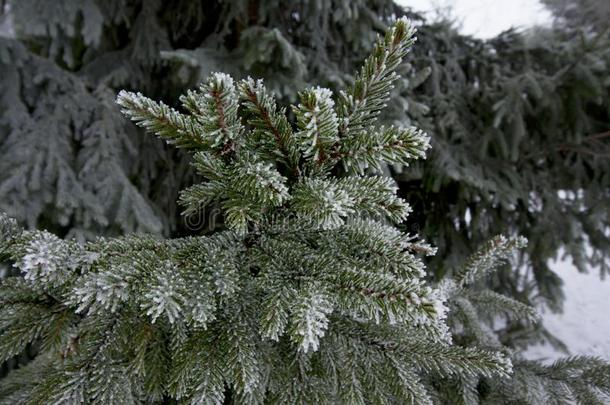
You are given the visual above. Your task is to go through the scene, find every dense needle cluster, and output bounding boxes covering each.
[0,17,608,404]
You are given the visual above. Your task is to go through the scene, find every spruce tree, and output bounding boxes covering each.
[2,3,610,398]
[1,18,609,404]
[0,19,508,403]
[1,1,608,321]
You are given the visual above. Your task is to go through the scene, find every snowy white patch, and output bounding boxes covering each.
[141,261,185,324]
[312,86,334,106]
[211,72,235,89]
[72,266,131,314]
[243,162,290,204]
[317,187,355,230]
[292,288,334,353]
[525,256,610,362]
[17,231,74,286]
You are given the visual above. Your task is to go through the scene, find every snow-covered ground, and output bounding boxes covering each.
[525,259,610,361]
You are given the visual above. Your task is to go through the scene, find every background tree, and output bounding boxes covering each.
[542,0,610,34]
[401,17,610,316]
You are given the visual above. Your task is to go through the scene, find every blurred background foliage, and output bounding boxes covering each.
[0,0,608,353]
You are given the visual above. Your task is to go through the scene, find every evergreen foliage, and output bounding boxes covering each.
[394,19,610,318]
[0,37,163,238]
[0,0,607,319]
[0,0,609,401]
[542,0,610,34]
[431,235,610,404]
[0,19,517,403]
[1,17,609,404]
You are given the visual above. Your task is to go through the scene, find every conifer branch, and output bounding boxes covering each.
[116,90,209,150]
[454,235,528,289]
[239,78,300,170]
[337,17,417,139]
[290,176,410,230]
[289,284,334,353]
[293,86,339,165]
[336,125,431,171]
[468,289,540,323]
[180,72,244,150]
